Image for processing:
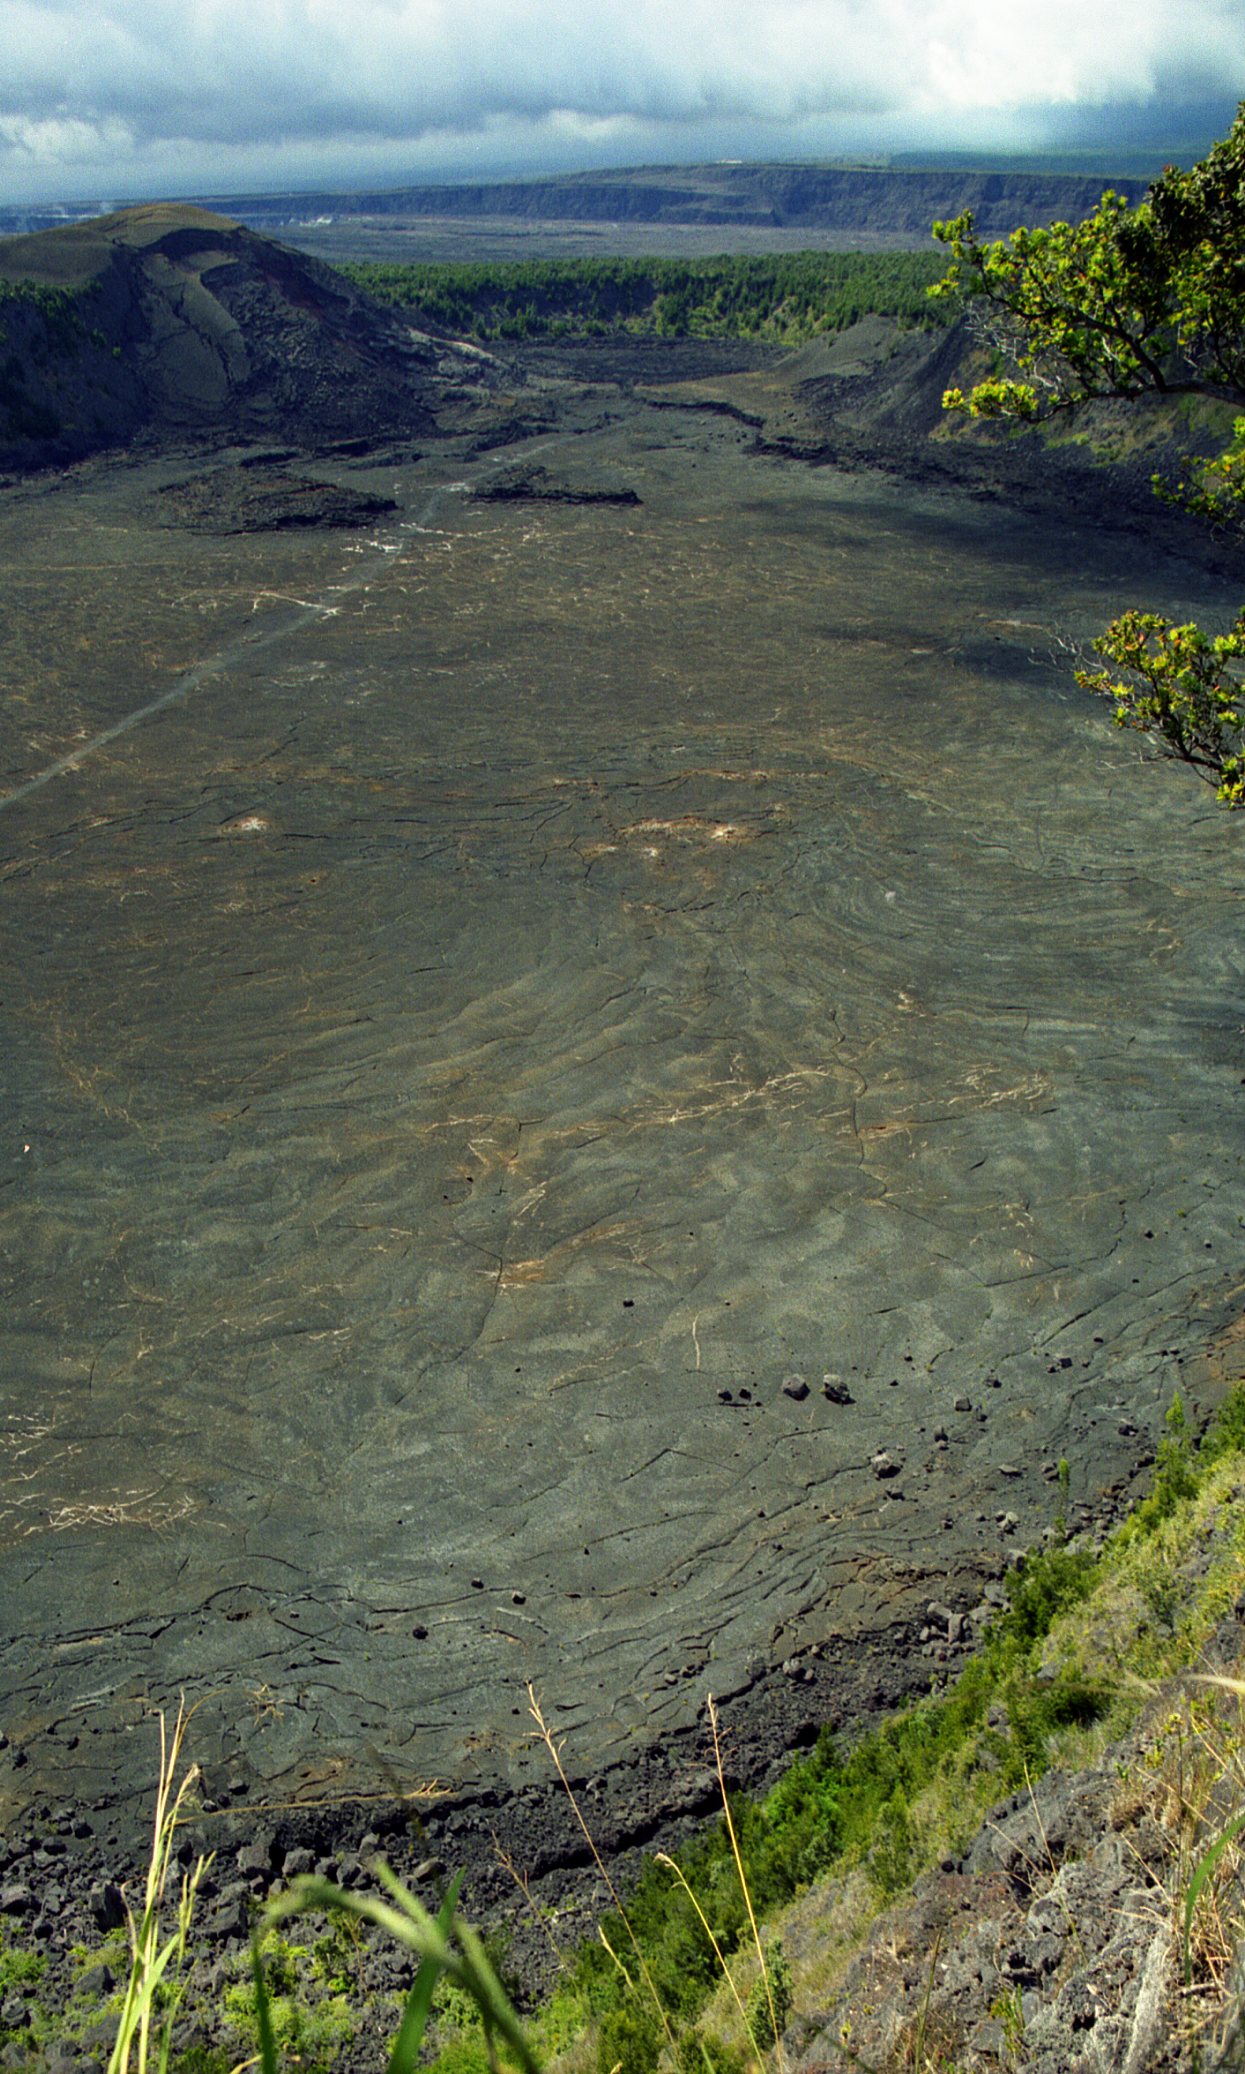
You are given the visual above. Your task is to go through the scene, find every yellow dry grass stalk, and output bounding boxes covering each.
[1175,1676,1245,2026]
[652,1853,752,2043]
[707,1695,782,2069]
[532,1684,789,2073]
[527,1685,678,2059]
[493,1833,566,1969]
[107,1698,213,2074]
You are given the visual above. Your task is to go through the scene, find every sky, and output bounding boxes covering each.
[2,0,1244,207]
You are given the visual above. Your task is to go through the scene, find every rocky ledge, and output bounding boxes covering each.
[157,464,398,533]
[790,1656,1245,2074]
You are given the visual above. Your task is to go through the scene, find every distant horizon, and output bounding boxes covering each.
[0,131,1223,224]
[3,0,1242,214]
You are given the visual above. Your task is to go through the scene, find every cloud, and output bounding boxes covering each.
[1,0,1243,201]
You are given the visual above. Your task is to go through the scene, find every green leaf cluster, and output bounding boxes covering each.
[1075,608,1245,805]
[932,105,1245,419]
[743,1939,792,2049]
[932,190,1180,413]
[1116,1392,1201,1539]
[1156,412,1245,525]
[931,101,1245,804]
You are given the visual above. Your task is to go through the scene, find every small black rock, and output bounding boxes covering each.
[88,1878,126,1930]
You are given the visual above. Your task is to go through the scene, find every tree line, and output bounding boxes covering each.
[342,251,949,345]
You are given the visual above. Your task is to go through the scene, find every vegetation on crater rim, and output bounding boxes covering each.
[341,251,950,347]
[0,278,90,443]
[352,126,1245,809]
[932,101,1245,805]
[4,1383,1243,2073]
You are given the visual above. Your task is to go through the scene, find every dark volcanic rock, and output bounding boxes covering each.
[789,1691,1241,2074]
[756,311,1245,562]
[157,466,397,533]
[2,327,1244,2062]
[474,460,640,504]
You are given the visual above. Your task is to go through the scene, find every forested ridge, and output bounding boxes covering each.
[341,251,949,343]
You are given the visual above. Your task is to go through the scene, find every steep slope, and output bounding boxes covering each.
[0,203,491,469]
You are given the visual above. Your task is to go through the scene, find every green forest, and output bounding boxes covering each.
[341,251,949,344]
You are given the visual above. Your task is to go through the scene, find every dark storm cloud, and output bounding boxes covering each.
[2,0,1243,201]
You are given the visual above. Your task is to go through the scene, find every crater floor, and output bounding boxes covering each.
[1,382,1241,1831]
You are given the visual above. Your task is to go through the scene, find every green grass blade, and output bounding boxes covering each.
[373,1859,458,1942]
[268,1877,442,1960]
[1183,1806,1245,1987]
[453,1914,542,2074]
[387,1874,463,2074]
[250,1935,281,2074]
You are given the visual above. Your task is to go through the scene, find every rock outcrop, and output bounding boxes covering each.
[0,203,493,468]
[788,1705,1244,2074]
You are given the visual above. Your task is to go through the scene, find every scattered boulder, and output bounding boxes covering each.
[87,1881,125,1932]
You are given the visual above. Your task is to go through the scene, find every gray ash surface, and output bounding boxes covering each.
[0,343,1243,2036]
